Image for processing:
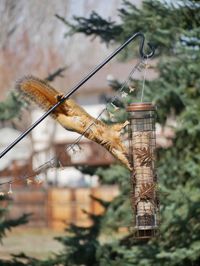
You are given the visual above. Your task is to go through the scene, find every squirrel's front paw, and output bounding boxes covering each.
[56,94,64,102]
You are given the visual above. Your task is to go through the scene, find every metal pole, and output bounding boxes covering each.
[0,32,155,159]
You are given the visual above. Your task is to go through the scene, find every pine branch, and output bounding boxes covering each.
[56,11,123,43]
[45,66,67,82]
[0,213,31,242]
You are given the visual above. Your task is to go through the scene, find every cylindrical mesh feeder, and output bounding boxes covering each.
[127,102,159,239]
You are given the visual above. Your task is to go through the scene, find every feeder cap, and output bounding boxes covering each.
[126,102,155,112]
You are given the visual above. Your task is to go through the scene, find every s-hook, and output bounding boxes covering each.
[0,32,155,159]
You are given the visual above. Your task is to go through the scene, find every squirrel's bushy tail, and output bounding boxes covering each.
[16,76,66,114]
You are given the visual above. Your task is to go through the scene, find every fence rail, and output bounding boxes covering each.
[6,186,119,230]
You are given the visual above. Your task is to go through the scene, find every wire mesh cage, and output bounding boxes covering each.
[127,102,159,239]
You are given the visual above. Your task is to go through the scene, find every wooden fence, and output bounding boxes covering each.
[7,186,119,230]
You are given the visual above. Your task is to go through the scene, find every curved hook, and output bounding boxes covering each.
[137,32,155,59]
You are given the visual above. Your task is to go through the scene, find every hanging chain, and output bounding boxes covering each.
[140,58,149,102]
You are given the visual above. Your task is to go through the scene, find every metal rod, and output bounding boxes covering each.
[0,32,155,159]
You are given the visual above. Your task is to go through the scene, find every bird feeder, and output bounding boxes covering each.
[127,102,159,239]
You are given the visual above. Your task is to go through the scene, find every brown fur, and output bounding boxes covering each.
[16,76,132,170]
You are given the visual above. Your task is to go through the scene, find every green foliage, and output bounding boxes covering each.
[0,92,25,122]
[96,165,130,187]
[2,0,200,265]
[9,198,109,266]
[56,12,122,43]
[0,253,46,266]
[52,0,200,265]
[0,196,31,265]
[53,215,102,265]
[0,196,47,266]
[0,196,30,243]
[59,0,199,57]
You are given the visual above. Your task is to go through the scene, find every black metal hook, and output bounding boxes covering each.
[138,33,155,59]
[0,32,156,159]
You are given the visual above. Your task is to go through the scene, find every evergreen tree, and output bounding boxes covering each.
[0,195,29,243]
[1,1,199,265]
[0,195,30,265]
[52,1,200,265]
[0,92,25,122]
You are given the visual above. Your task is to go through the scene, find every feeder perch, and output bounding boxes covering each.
[127,102,159,239]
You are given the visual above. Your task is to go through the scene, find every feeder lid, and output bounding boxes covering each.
[126,102,155,112]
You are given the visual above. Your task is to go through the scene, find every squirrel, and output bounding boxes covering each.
[16,76,132,170]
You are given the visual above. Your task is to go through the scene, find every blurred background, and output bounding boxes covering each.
[0,0,199,265]
[0,0,142,260]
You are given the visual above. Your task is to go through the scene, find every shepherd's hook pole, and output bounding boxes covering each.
[0,32,155,159]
